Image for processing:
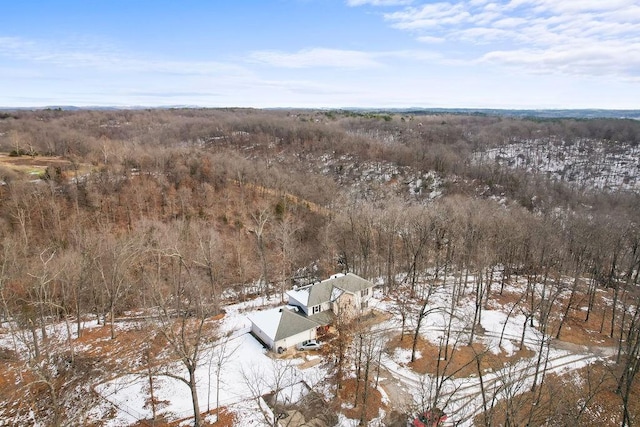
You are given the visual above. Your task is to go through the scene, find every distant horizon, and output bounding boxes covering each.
[3,104,640,111]
[2,105,640,120]
[2,1,639,110]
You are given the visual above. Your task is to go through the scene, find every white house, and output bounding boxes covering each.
[248,273,376,352]
[287,273,375,321]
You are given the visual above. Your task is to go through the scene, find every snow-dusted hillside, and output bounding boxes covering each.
[304,152,444,202]
[473,138,640,193]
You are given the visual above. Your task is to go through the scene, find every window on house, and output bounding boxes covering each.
[312,305,320,314]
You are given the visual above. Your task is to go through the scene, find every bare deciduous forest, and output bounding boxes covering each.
[0,108,639,426]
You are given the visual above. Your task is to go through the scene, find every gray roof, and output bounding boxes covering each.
[307,280,334,307]
[307,273,374,307]
[274,308,320,341]
[331,273,374,293]
[308,310,335,326]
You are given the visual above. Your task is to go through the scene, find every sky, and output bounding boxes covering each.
[1,0,639,109]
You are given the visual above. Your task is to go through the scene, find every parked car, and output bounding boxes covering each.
[296,339,322,351]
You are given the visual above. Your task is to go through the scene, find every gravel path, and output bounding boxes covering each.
[377,332,617,427]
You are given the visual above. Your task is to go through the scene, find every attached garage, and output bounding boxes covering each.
[248,306,319,353]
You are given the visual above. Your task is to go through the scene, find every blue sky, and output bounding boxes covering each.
[1,0,639,109]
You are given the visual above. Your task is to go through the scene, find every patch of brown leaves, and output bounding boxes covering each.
[473,361,634,427]
[551,290,617,347]
[394,334,534,378]
[129,407,236,427]
[337,377,384,423]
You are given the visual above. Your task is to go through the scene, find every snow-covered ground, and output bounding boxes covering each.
[369,276,615,427]
[473,138,640,193]
[308,152,445,202]
[0,273,616,427]
[92,298,331,427]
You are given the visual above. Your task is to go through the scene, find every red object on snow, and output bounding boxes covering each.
[412,408,448,427]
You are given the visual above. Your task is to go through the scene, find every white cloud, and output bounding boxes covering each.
[417,35,445,43]
[2,3,638,109]
[346,0,413,6]
[386,3,473,29]
[518,0,636,14]
[248,48,383,69]
[248,47,442,69]
[457,27,511,43]
[492,17,528,29]
[0,36,30,50]
[377,0,640,79]
[481,41,640,78]
[0,36,250,77]
[384,49,443,61]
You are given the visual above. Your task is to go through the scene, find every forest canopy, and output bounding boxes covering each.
[0,108,639,426]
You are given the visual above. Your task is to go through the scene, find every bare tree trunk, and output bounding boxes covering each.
[585,276,597,322]
[146,348,157,421]
[251,208,271,298]
[475,351,488,426]
[109,301,116,340]
[359,355,371,426]
[556,275,578,339]
[412,289,436,362]
[29,320,40,360]
[610,283,620,338]
[354,334,363,407]
[468,272,484,346]
[189,366,202,427]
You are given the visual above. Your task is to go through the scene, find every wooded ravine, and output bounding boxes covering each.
[0,108,638,426]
